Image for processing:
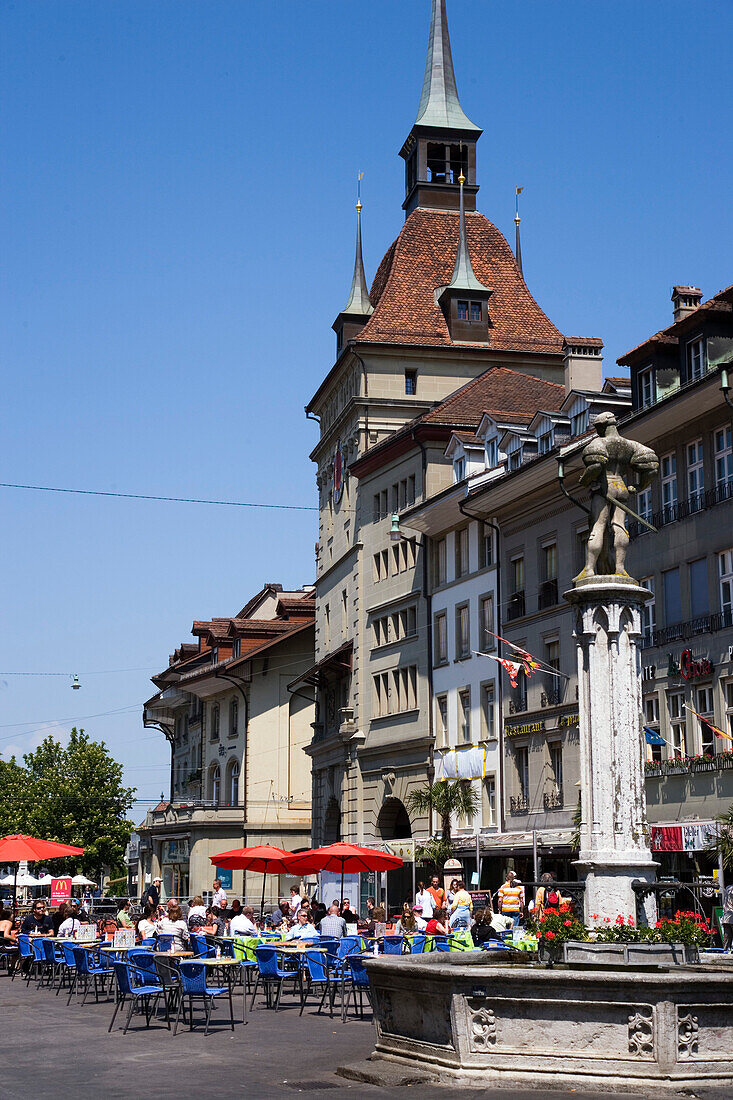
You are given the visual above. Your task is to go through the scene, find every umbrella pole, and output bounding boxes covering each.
[340,862,344,909]
[12,862,18,921]
[260,873,266,925]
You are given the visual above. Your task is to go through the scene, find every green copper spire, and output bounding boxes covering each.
[415,0,480,133]
[341,190,373,317]
[447,172,486,292]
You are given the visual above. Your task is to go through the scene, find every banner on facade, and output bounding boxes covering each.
[50,877,72,906]
[435,745,486,781]
[649,822,718,852]
[383,840,415,862]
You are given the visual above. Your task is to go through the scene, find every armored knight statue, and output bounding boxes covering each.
[575,411,658,581]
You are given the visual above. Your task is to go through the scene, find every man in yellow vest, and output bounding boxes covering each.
[497,870,525,929]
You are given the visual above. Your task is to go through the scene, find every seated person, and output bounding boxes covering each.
[117,899,134,928]
[471,908,499,945]
[366,905,386,936]
[271,899,290,926]
[202,905,226,938]
[187,895,207,931]
[229,899,242,920]
[20,901,53,936]
[58,901,82,938]
[284,909,319,940]
[424,907,450,937]
[394,902,417,935]
[410,904,428,932]
[137,903,158,940]
[0,902,18,943]
[318,903,347,939]
[490,910,514,936]
[156,902,190,951]
[230,905,259,937]
[340,899,359,925]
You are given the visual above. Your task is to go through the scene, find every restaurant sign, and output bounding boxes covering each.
[505,720,545,738]
[667,650,714,680]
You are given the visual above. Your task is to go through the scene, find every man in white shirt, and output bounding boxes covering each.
[285,909,318,940]
[230,905,258,937]
[212,879,227,910]
[289,885,302,916]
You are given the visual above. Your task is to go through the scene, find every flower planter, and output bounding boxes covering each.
[719,755,733,769]
[644,767,663,778]
[690,761,716,772]
[563,940,697,965]
[663,766,689,776]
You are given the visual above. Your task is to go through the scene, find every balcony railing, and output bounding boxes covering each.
[510,795,529,815]
[641,608,732,650]
[541,688,563,708]
[538,579,559,610]
[629,479,733,539]
[506,590,526,621]
[543,788,564,811]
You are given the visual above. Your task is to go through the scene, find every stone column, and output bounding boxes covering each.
[565,576,657,924]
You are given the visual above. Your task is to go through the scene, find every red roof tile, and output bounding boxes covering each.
[360,208,563,354]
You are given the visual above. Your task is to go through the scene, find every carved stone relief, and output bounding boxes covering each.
[678,1010,699,1058]
[467,999,497,1051]
[628,1007,654,1057]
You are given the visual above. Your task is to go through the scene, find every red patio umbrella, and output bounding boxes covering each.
[0,835,85,917]
[209,844,294,921]
[283,843,403,909]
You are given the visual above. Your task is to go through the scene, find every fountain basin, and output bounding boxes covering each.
[355,950,733,1092]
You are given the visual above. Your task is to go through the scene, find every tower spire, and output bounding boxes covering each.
[446,170,486,293]
[415,0,480,132]
[514,187,524,277]
[341,174,373,317]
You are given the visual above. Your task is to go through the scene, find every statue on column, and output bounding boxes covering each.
[575,412,658,581]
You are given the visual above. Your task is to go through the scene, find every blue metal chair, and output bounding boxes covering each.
[336,935,362,960]
[40,936,65,988]
[13,934,34,982]
[382,935,404,956]
[31,937,50,986]
[155,933,175,952]
[128,949,161,987]
[61,941,80,1003]
[0,937,18,976]
[140,937,156,948]
[175,960,235,1036]
[108,961,165,1034]
[189,933,214,958]
[299,949,335,1017]
[433,936,451,952]
[410,934,427,954]
[250,945,301,1011]
[341,954,372,1021]
[73,946,114,1004]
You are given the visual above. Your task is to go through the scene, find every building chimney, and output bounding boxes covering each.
[671,286,702,323]
[563,338,604,394]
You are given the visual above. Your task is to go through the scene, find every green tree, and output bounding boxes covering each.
[707,804,733,871]
[0,728,136,879]
[406,780,480,872]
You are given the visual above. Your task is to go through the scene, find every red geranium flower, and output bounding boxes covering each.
[545,931,556,940]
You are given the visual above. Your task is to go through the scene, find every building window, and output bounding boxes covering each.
[433,538,447,587]
[324,604,331,648]
[407,474,416,506]
[210,763,221,804]
[374,667,417,718]
[689,558,709,619]
[480,595,494,651]
[228,759,240,805]
[210,704,220,742]
[454,456,466,483]
[229,698,238,739]
[538,429,554,454]
[662,567,682,625]
[571,406,589,436]
[549,743,563,806]
[668,692,686,759]
[405,369,417,395]
[470,301,482,322]
[341,589,348,634]
[539,543,558,608]
[232,638,241,659]
[719,549,733,626]
[726,681,733,741]
[485,437,498,468]
[641,576,656,644]
[482,775,496,827]
[687,439,704,511]
[661,452,678,522]
[637,487,652,525]
[715,427,733,492]
[480,683,495,740]
[509,447,522,471]
[458,688,471,742]
[479,523,494,568]
[510,670,527,713]
[696,686,715,755]
[687,337,705,381]
[455,528,469,578]
[639,367,654,408]
[434,612,448,664]
[457,300,468,320]
[543,639,561,705]
[456,603,470,659]
[508,555,525,620]
[436,694,449,748]
[373,549,389,582]
[644,695,662,762]
[515,746,529,801]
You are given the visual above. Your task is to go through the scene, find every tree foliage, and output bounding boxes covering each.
[707,804,733,871]
[0,728,136,878]
[406,780,481,848]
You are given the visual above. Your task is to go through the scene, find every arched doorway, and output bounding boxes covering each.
[376,797,412,841]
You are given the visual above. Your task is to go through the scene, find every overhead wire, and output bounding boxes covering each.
[0,482,317,512]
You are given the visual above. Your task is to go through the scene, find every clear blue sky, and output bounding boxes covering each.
[2,0,730,819]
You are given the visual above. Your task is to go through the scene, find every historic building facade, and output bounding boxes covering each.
[302,0,566,865]
[137,584,314,903]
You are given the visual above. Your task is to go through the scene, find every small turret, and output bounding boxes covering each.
[332,186,373,357]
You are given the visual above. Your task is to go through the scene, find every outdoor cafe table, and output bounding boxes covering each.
[196,956,246,1023]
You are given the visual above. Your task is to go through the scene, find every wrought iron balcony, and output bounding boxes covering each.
[510,795,529,815]
[543,788,564,811]
[629,479,733,538]
[640,608,732,650]
[538,579,559,610]
[508,697,527,715]
[506,590,526,621]
[541,688,563,708]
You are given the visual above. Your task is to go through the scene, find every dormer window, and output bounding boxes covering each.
[211,647,218,664]
[470,302,482,322]
[232,639,241,659]
[509,448,522,471]
[457,300,483,322]
[687,337,705,381]
[538,429,554,454]
[405,369,417,395]
[454,456,466,483]
[639,366,654,408]
[486,438,498,468]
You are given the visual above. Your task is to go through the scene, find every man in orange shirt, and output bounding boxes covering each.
[426,875,447,912]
